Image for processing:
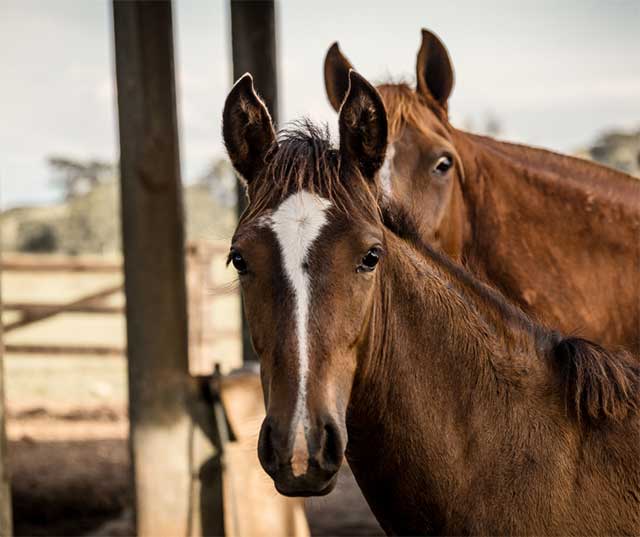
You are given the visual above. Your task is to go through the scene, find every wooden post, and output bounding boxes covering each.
[0,271,13,536]
[113,3,214,535]
[229,0,279,363]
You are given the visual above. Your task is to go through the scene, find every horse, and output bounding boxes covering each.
[324,29,640,355]
[222,72,640,535]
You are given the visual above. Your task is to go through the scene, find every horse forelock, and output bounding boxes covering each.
[376,83,450,141]
[240,119,381,228]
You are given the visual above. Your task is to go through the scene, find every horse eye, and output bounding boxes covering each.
[231,253,247,274]
[358,248,380,273]
[433,155,453,176]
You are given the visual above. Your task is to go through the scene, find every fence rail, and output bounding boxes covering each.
[3,302,124,315]
[1,254,122,272]
[4,344,125,356]
[3,284,123,333]
[1,244,238,370]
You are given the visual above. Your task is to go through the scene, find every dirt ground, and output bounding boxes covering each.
[4,359,381,536]
[10,435,130,536]
[8,409,382,536]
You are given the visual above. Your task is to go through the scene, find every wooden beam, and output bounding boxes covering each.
[230,0,278,121]
[1,254,121,272]
[3,284,122,333]
[3,329,238,357]
[112,2,213,535]
[0,271,13,537]
[2,302,124,315]
[230,0,278,363]
[4,344,124,356]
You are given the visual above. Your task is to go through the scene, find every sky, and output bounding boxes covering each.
[1,0,639,209]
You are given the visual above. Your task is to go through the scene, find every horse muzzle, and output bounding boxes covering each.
[257,413,345,496]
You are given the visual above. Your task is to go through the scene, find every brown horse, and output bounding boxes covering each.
[222,72,640,535]
[324,29,640,354]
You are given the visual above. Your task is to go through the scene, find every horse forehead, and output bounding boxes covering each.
[268,191,333,268]
[408,115,451,148]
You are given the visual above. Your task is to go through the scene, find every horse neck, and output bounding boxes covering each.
[347,232,552,527]
[449,130,640,347]
[460,130,638,198]
[453,130,640,247]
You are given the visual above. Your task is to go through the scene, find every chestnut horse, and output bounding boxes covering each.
[222,73,640,535]
[324,29,640,354]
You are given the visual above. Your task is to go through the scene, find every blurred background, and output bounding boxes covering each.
[0,1,638,535]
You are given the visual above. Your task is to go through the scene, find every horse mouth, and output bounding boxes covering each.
[274,474,338,497]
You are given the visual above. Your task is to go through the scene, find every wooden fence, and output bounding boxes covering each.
[1,242,239,375]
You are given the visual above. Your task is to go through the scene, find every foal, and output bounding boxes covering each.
[223,73,640,535]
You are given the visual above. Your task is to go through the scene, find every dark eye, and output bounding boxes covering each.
[433,155,453,176]
[357,248,381,273]
[231,252,247,274]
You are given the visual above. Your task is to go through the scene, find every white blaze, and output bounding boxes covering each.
[379,143,395,199]
[269,190,332,475]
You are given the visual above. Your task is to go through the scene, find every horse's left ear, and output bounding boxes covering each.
[339,70,388,180]
[222,73,276,185]
[416,29,454,110]
[324,42,355,112]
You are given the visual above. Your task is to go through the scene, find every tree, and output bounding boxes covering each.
[196,158,236,208]
[47,156,114,200]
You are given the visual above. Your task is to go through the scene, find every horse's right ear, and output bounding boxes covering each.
[416,29,454,109]
[339,70,388,180]
[324,42,355,112]
[222,73,276,184]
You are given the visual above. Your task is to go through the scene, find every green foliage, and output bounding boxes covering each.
[16,221,59,253]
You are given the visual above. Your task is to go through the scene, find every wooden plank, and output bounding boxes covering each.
[230,0,278,120]
[4,344,124,356]
[4,331,237,357]
[113,3,221,536]
[0,243,226,273]
[3,302,124,315]
[1,254,121,272]
[230,0,278,363]
[0,271,13,536]
[185,242,229,256]
[3,284,122,333]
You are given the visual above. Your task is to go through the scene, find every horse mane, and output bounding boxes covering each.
[381,201,546,340]
[242,120,380,224]
[376,83,449,139]
[382,201,640,426]
[554,337,640,425]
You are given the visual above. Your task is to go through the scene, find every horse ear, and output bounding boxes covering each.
[416,29,454,109]
[339,70,388,179]
[222,73,276,184]
[324,42,355,112]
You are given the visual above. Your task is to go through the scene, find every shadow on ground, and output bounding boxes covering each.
[9,436,382,536]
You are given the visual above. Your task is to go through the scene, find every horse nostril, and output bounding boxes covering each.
[258,420,278,476]
[321,420,344,471]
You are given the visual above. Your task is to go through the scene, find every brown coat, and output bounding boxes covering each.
[224,69,640,536]
[324,30,640,354]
